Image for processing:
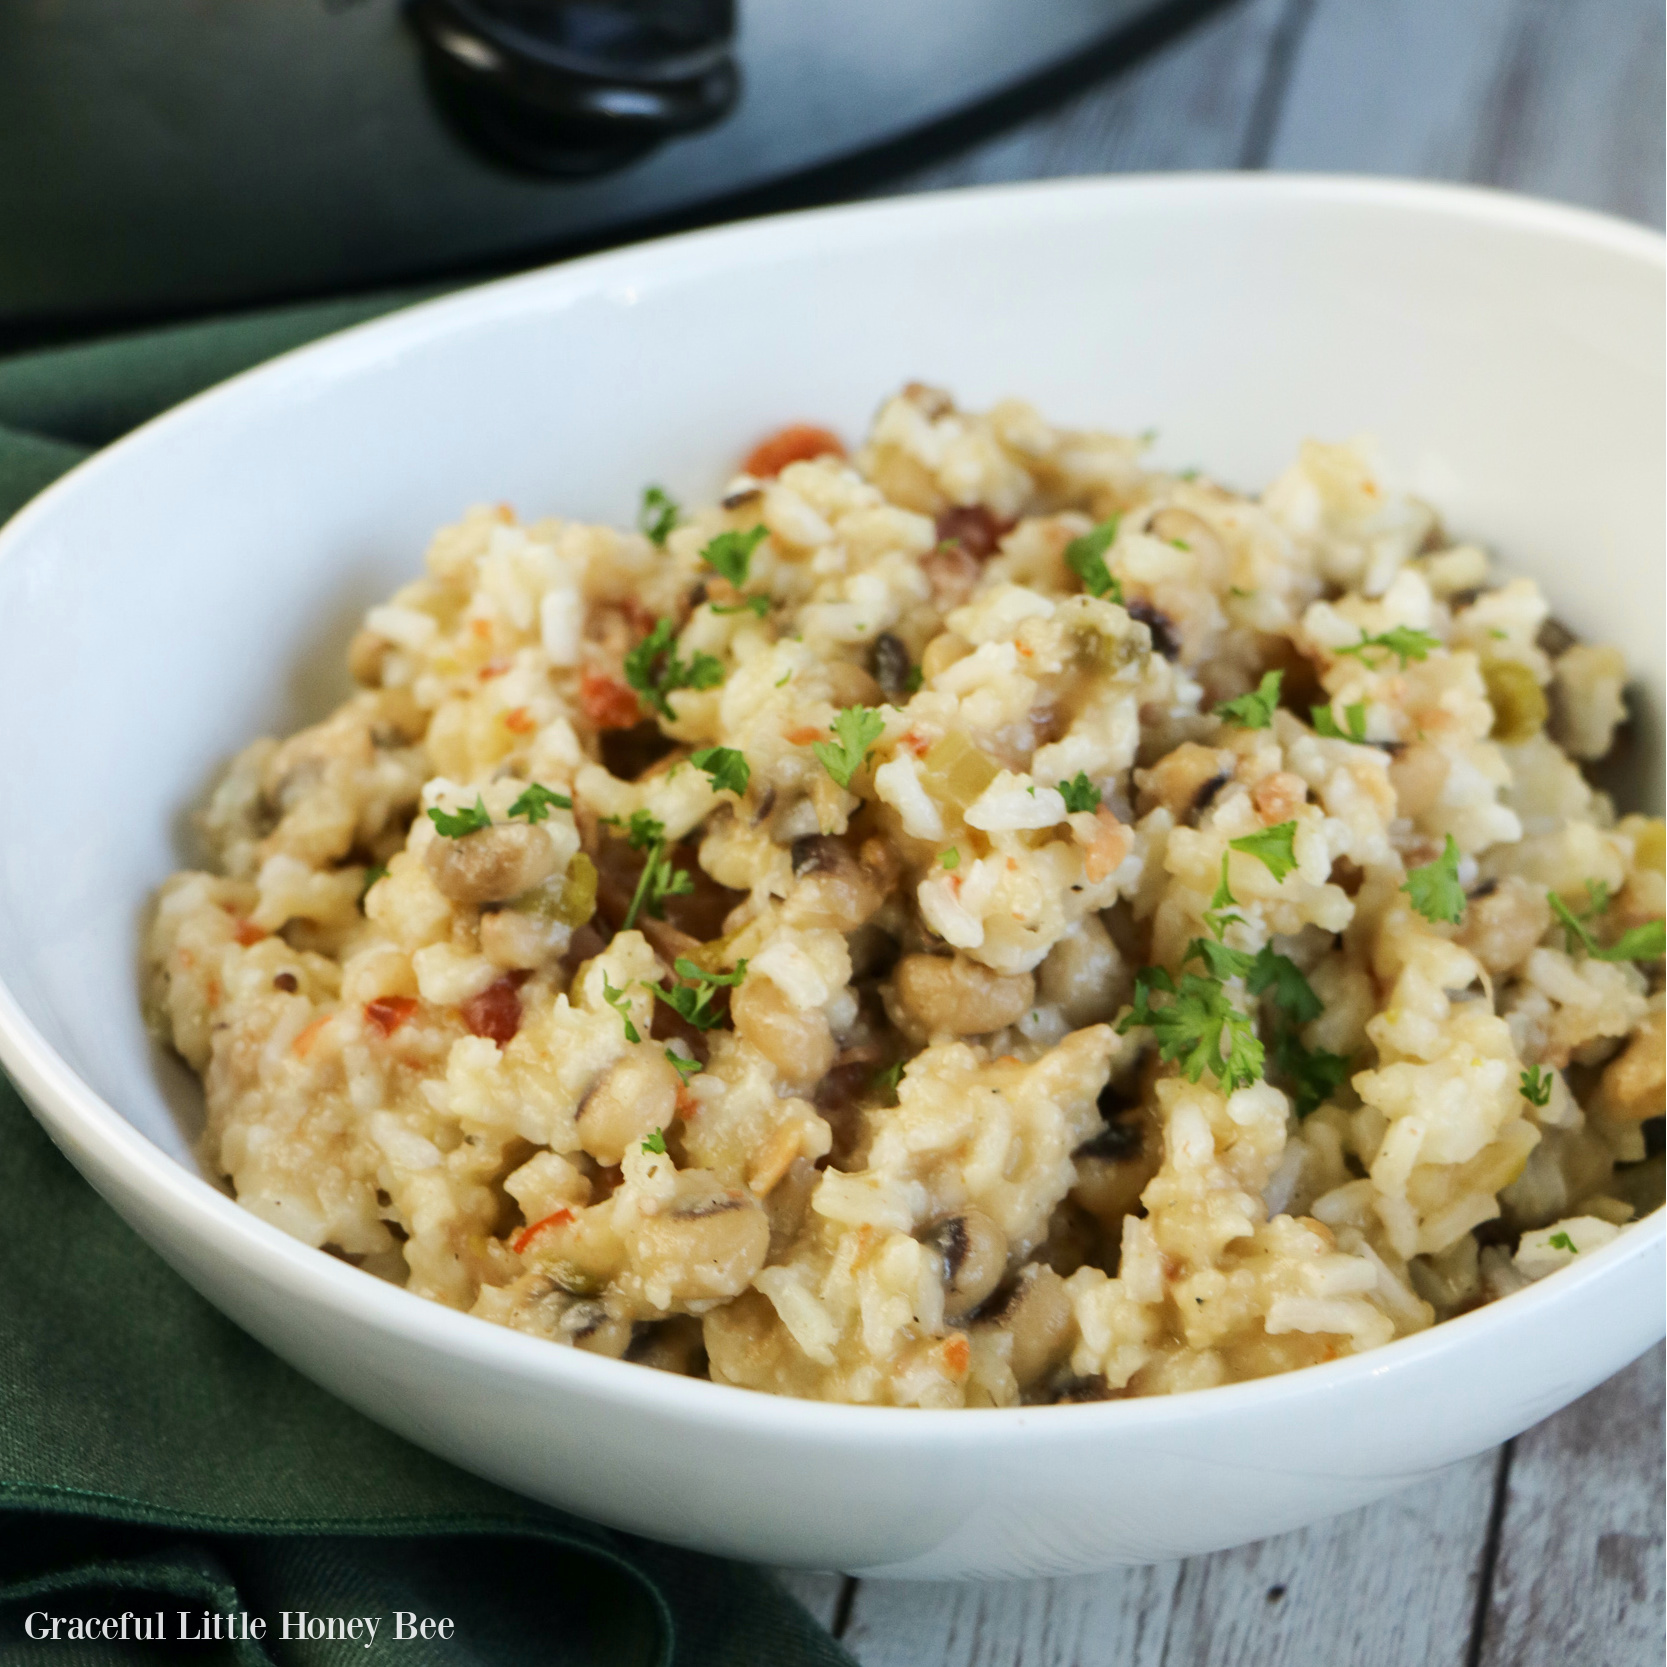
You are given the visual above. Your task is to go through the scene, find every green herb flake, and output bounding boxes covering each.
[1229,821,1300,883]
[1118,967,1265,1093]
[1547,1230,1577,1253]
[1520,1065,1554,1107]
[664,1048,703,1086]
[1058,771,1102,814]
[1203,854,1243,941]
[1312,702,1369,743]
[1403,835,1466,925]
[1273,1032,1352,1119]
[812,705,887,789]
[939,848,960,871]
[1215,670,1284,730]
[1549,892,1666,962]
[711,595,771,618]
[639,485,680,546]
[872,1060,905,1095]
[507,782,571,823]
[359,863,388,902]
[601,974,641,1044]
[427,796,492,839]
[700,525,769,588]
[608,811,695,930]
[1335,625,1442,669]
[641,1127,667,1155]
[1064,517,1123,603]
[1582,879,1612,919]
[690,745,751,796]
[648,958,749,1032]
[623,618,726,721]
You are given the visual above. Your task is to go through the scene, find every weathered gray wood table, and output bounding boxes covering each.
[773,1,1666,1659]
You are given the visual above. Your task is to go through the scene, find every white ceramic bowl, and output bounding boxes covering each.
[0,176,1661,1581]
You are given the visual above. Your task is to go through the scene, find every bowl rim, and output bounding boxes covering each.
[0,170,1662,1444]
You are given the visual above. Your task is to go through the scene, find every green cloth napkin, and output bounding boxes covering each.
[0,306,854,1667]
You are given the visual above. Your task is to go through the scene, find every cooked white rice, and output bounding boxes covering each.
[145,387,1664,1406]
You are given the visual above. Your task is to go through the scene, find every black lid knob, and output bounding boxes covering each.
[410,0,739,176]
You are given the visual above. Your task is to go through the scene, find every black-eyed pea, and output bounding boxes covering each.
[1036,915,1126,1027]
[558,1300,635,1357]
[786,834,886,931]
[631,1173,771,1304]
[731,975,837,1085]
[891,954,1035,1040]
[824,661,885,709]
[922,1208,1008,1319]
[976,1263,1075,1389]
[424,821,559,905]
[578,1047,680,1166]
[348,628,392,687]
[1457,876,1551,976]
[478,905,569,970]
[1387,743,1450,820]
[1597,1007,1666,1123]
[1135,742,1233,822]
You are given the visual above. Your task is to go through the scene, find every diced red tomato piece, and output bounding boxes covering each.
[742,424,845,479]
[364,995,418,1037]
[580,666,643,731]
[463,975,524,1046]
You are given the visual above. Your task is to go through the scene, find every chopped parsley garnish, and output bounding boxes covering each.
[939,848,960,871]
[641,1127,667,1155]
[1058,771,1102,814]
[710,595,771,618]
[507,782,571,823]
[1181,938,1322,1026]
[1272,1031,1352,1119]
[1547,1230,1577,1253]
[607,810,694,931]
[1403,835,1465,925]
[359,863,388,901]
[1549,893,1666,962]
[664,1048,703,1086]
[700,525,769,588]
[639,485,680,546]
[1312,701,1369,743]
[690,745,750,796]
[601,974,641,1043]
[1582,879,1612,919]
[1203,854,1244,940]
[1215,670,1283,730]
[1520,1065,1554,1107]
[811,705,886,789]
[1064,517,1123,603]
[872,1060,905,1094]
[1335,625,1442,668]
[648,958,749,1031]
[623,618,726,721]
[1119,967,1264,1093]
[1229,822,1300,883]
[427,796,492,838]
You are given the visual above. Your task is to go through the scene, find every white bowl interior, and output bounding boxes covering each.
[0,178,1660,1576]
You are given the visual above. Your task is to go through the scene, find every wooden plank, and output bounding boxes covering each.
[1156,1452,1498,1667]
[868,0,1295,194]
[1477,1346,1666,1667]
[773,1570,851,1634]
[1268,0,1665,227]
[839,1453,1496,1667]
[841,1559,1183,1667]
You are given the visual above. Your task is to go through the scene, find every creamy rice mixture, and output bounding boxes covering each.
[146,387,1665,1407]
